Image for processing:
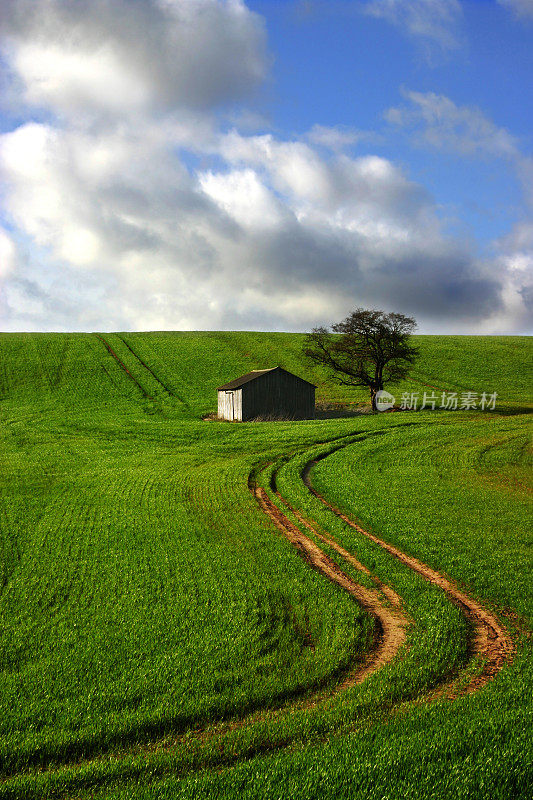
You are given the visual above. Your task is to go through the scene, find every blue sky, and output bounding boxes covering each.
[249,0,532,244]
[0,0,532,333]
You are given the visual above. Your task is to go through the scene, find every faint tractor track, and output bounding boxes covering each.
[301,443,515,696]
[117,336,188,407]
[94,334,153,400]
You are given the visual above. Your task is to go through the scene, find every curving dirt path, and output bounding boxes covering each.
[0,435,517,797]
[249,469,410,691]
[301,445,515,695]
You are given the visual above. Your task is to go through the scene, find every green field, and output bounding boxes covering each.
[0,332,531,799]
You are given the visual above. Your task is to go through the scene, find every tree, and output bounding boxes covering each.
[304,308,418,411]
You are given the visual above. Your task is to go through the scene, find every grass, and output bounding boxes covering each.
[310,416,532,617]
[0,331,531,798]
[0,422,370,775]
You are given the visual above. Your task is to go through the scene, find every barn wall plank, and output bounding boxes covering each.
[241,369,314,420]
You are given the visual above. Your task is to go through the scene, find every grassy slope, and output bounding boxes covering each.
[0,332,531,798]
[0,331,530,414]
[0,335,371,774]
[168,414,531,800]
[120,331,532,412]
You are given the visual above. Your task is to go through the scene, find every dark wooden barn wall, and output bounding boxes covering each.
[241,371,314,420]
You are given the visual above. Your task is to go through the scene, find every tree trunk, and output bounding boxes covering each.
[370,381,384,411]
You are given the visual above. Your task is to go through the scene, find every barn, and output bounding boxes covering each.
[217,367,315,422]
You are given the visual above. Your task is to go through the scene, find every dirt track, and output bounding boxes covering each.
[91,332,515,697]
[299,446,515,695]
[250,472,409,690]
[0,437,517,794]
[251,451,513,702]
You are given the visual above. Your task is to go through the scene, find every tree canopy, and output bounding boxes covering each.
[304,309,418,410]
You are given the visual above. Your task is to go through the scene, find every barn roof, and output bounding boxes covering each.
[217,368,276,391]
[217,366,315,391]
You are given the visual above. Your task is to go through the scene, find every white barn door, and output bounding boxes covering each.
[225,391,235,420]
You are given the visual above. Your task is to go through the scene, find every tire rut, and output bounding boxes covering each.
[302,447,515,695]
[0,436,516,795]
[249,471,409,690]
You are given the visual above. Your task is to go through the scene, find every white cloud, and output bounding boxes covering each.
[217,132,334,203]
[481,218,533,333]
[498,0,533,21]
[306,124,367,151]
[385,89,533,333]
[364,0,464,52]
[386,90,520,160]
[199,169,288,229]
[2,0,268,118]
[216,130,437,239]
[0,1,530,334]
[0,118,509,333]
[478,252,533,334]
[11,42,152,116]
[0,229,17,280]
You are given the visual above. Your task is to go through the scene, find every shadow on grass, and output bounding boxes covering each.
[314,403,368,420]
[491,405,532,416]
